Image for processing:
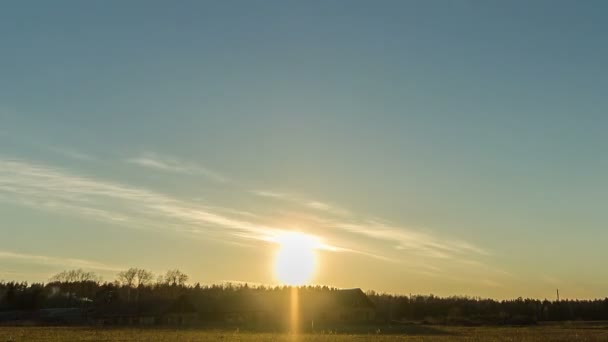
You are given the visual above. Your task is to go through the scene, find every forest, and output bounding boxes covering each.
[2,268,608,326]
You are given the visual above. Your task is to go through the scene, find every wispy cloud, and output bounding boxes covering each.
[0,157,491,272]
[252,187,492,272]
[252,190,287,199]
[0,250,122,272]
[306,201,350,216]
[252,190,350,217]
[0,157,294,248]
[329,220,488,259]
[126,153,228,183]
[48,147,96,161]
[306,201,332,211]
[3,197,130,224]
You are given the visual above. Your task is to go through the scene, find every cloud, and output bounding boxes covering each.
[0,157,295,247]
[331,221,488,259]
[5,198,130,224]
[252,190,350,216]
[0,157,490,271]
[0,250,122,272]
[251,187,491,270]
[126,153,228,183]
[252,190,287,199]
[48,147,96,161]
[306,201,350,216]
[332,246,399,263]
[306,201,332,211]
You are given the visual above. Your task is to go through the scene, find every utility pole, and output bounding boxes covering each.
[556,289,560,301]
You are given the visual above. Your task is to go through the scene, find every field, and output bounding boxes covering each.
[2,324,608,342]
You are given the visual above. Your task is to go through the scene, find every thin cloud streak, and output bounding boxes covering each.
[0,250,122,272]
[48,147,96,161]
[0,157,490,272]
[307,201,332,211]
[0,158,342,253]
[1,197,130,224]
[251,190,287,199]
[0,158,273,242]
[306,201,350,216]
[126,153,228,183]
[253,190,350,217]
[252,190,491,271]
[329,221,489,259]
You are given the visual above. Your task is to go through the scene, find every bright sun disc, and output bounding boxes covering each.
[273,232,319,285]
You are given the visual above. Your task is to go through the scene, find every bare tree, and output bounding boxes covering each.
[117,268,137,286]
[164,269,188,286]
[116,268,156,301]
[117,268,154,287]
[49,269,101,302]
[50,269,101,284]
[135,268,153,302]
[135,269,154,287]
[117,268,138,301]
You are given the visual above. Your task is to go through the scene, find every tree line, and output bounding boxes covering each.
[367,291,608,324]
[2,269,608,324]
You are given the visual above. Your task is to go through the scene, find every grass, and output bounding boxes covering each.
[1,324,608,341]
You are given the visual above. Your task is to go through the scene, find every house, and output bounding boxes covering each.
[301,288,376,323]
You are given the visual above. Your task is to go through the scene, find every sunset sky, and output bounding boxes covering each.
[1,1,607,299]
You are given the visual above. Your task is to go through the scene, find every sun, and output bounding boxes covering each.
[273,231,320,286]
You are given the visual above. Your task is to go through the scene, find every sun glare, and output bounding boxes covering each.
[273,232,319,286]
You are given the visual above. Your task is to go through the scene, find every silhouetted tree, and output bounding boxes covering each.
[48,269,101,304]
[116,268,138,288]
[5,275,608,325]
[164,269,188,286]
[117,268,154,302]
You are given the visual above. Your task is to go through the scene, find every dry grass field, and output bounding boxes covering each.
[2,324,608,342]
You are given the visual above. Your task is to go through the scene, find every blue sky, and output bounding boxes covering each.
[1,1,607,298]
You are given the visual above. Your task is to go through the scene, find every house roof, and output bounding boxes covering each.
[333,288,375,308]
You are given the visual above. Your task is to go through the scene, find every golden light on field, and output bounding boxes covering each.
[273,231,319,286]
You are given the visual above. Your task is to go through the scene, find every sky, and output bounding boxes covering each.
[1,1,607,299]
